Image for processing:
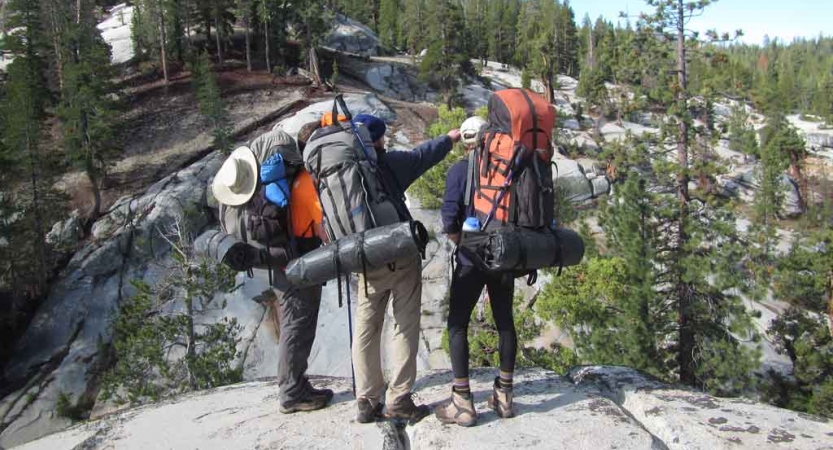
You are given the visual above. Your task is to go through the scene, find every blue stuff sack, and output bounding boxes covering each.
[265,180,290,207]
[260,153,286,184]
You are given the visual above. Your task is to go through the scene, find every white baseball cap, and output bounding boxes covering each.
[460,116,487,146]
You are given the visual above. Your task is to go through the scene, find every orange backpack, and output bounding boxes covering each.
[469,89,556,229]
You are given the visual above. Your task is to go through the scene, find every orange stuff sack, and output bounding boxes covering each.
[320,112,348,127]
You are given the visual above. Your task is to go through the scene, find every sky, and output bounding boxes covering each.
[571,0,832,45]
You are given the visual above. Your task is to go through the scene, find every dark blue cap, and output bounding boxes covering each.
[354,114,387,143]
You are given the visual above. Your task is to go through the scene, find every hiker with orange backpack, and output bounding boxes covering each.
[436,90,560,427]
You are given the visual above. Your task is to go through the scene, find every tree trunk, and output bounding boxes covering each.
[47,2,65,93]
[26,132,47,295]
[264,20,271,73]
[214,14,223,66]
[827,272,833,338]
[789,155,807,212]
[245,16,252,72]
[675,0,695,388]
[86,163,102,221]
[185,296,197,390]
[158,2,169,83]
[588,27,595,70]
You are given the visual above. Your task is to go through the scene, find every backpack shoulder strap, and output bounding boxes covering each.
[519,89,539,150]
[464,148,476,210]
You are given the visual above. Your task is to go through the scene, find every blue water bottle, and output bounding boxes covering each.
[462,217,480,232]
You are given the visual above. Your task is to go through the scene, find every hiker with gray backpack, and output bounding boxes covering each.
[198,128,334,414]
[436,90,585,427]
[298,96,461,424]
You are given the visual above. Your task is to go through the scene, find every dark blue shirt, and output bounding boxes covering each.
[441,158,469,234]
[379,135,454,219]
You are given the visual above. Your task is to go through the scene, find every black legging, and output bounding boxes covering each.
[448,263,517,379]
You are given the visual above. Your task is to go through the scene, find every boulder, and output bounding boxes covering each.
[363,63,434,101]
[552,158,611,203]
[274,93,396,138]
[15,367,833,450]
[324,14,381,57]
[45,211,83,249]
[0,153,224,448]
[804,131,833,150]
[570,366,833,450]
[717,166,803,218]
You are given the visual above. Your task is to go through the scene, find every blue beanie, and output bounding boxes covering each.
[354,114,387,143]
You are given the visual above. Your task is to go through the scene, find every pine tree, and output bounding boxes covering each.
[418,0,470,107]
[727,105,759,158]
[0,0,65,298]
[1,57,51,295]
[59,0,119,221]
[256,0,277,72]
[377,0,398,49]
[192,51,232,154]
[402,0,426,55]
[235,0,254,71]
[515,0,557,102]
[762,115,808,212]
[100,222,242,403]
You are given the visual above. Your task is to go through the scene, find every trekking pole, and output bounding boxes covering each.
[345,274,357,397]
[335,94,374,161]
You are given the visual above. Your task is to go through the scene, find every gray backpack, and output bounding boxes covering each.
[303,98,399,240]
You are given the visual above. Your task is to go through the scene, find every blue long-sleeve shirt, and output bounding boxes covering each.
[378,135,454,219]
[441,159,469,234]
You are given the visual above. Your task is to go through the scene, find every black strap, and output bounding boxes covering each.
[553,229,564,276]
[517,233,527,270]
[321,177,348,237]
[527,270,537,286]
[331,98,339,124]
[336,169,357,234]
[357,232,370,297]
[519,89,539,150]
[334,240,343,307]
[464,150,476,210]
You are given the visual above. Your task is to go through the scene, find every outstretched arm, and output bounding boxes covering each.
[385,130,461,189]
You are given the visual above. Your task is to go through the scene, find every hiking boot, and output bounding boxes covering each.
[434,388,477,427]
[356,398,384,424]
[385,393,430,424]
[487,377,515,418]
[307,384,334,402]
[279,392,331,414]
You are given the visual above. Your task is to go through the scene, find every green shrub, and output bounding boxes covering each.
[408,105,468,209]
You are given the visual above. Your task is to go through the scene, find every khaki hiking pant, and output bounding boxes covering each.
[352,254,422,406]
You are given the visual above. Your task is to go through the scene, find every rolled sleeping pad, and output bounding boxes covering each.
[460,227,585,273]
[195,229,259,272]
[194,229,290,272]
[285,221,429,288]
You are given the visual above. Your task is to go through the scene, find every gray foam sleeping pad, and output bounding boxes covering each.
[285,221,428,287]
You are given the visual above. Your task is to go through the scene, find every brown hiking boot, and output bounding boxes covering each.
[279,391,331,414]
[385,393,430,424]
[487,377,515,418]
[356,398,384,424]
[434,388,477,427]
